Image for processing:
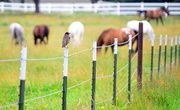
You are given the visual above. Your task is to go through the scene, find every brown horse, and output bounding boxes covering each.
[33,25,49,45]
[144,7,170,25]
[97,28,138,54]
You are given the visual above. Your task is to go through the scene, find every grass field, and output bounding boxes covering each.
[0,12,180,110]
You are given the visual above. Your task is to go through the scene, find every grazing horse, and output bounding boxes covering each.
[97,28,138,54]
[9,23,25,45]
[68,21,84,47]
[144,7,170,25]
[33,25,49,45]
[126,20,155,42]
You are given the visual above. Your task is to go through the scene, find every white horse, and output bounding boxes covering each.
[9,23,25,45]
[126,20,155,42]
[68,21,84,47]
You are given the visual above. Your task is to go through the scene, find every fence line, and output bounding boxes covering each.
[0,2,180,15]
[0,34,179,109]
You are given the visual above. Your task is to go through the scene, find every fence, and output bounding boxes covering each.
[0,2,180,15]
[0,24,180,109]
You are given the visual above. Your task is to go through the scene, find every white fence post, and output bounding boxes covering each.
[48,3,51,14]
[117,2,120,16]
[23,3,27,12]
[19,46,27,110]
[140,2,144,17]
[1,2,4,12]
[165,2,168,17]
[62,47,68,110]
[93,3,97,13]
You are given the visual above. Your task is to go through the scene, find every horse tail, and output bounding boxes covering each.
[97,29,110,54]
[97,29,110,46]
[13,27,19,44]
[14,27,17,39]
[44,25,49,41]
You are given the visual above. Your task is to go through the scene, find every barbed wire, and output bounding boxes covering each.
[0,59,20,62]
[0,102,19,109]
[67,78,92,90]
[117,52,137,74]
[26,57,64,61]
[68,48,93,57]
[116,69,137,96]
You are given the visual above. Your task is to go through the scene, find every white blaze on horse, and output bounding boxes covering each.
[9,23,25,45]
[68,21,84,47]
[126,20,155,42]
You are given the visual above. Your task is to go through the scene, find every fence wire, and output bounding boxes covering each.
[0,35,179,109]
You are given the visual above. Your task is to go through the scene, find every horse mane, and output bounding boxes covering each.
[97,29,111,46]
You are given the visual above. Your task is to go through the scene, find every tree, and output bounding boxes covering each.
[91,0,98,3]
[33,0,40,13]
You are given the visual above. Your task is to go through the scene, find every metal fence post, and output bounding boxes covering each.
[170,37,173,71]
[113,38,118,105]
[137,22,143,89]
[91,42,97,110]
[150,36,154,81]
[164,35,168,73]
[19,46,27,110]
[128,35,132,103]
[157,35,162,79]
[62,47,68,110]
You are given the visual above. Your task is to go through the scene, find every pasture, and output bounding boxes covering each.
[0,12,180,110]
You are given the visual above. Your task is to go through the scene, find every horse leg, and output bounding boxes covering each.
[34,37,38,45]
[105,47,108,54]
[40,37,44,44]
[160,17,164,25]
[156,18,159,25]
[46,36,48,44]
[111,46,114,54]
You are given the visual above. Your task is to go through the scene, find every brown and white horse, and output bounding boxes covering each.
[97,28,138,54]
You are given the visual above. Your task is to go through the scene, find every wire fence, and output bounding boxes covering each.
[0,34,179,109]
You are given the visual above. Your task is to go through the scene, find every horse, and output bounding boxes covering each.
[9,23,25,45]
[33,25,49,45]
[68,21,84,47]
[97,28,138,54]
[126,20,155,42]
[144,7,170,25]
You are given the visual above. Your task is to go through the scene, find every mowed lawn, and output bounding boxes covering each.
[0,12,180,110]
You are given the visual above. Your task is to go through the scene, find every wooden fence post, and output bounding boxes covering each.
[137,22,143,89]
[113,38,118,105]
[19,46,27,110]
[91,42,97,110]
[128,35,132,102]
[62,47,68,110]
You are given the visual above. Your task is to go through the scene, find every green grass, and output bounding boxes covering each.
[0,12,180,110]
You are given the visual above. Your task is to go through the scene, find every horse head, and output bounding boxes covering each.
[161,7,170,15]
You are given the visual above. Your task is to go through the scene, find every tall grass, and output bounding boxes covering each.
[0,12,180,110]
